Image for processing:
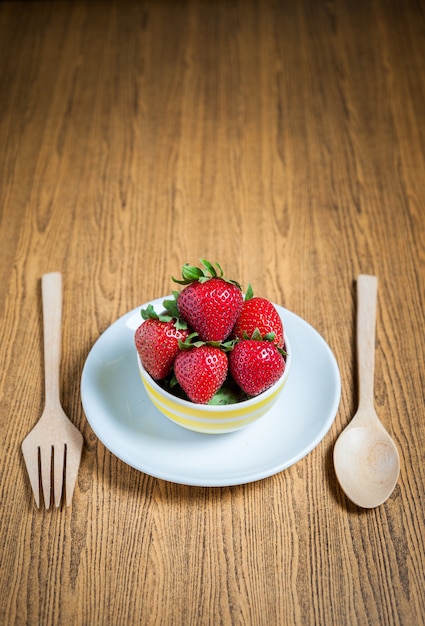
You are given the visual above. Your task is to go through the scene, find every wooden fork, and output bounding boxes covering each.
[22,272,83,509]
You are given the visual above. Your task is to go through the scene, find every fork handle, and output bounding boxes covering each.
[42,272,63,408]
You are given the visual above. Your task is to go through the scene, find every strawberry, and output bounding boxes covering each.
[173,259,243,343]
[135,304,190,380]
[228,338,285,396]
[174,345,228,404]
[233,286,284,348]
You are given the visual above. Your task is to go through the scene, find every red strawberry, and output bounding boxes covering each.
[173,260,243,342]
[135,319,189,380]
[233,289,284,348]
[229,339,285,396]
[174,345,228,404]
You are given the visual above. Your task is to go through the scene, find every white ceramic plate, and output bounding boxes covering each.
[81,299,341,486]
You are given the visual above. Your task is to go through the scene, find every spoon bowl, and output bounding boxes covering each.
[334,275,400,508]
[334,422,400,508]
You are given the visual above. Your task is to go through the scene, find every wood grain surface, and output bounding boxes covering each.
[1,1,424,624]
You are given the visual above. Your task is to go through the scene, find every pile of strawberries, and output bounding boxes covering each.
[135,260,287,405]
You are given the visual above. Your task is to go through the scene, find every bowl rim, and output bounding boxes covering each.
[137,331,292,413]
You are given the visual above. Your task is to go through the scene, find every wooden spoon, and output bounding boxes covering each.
[333,275,400,508]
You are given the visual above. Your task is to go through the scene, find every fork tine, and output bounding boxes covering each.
[53,444,65,508]
[40,445,53,510]
[65,439,83,506]
[21,440,41,508]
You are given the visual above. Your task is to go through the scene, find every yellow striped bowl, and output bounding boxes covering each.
[137,334,292,434]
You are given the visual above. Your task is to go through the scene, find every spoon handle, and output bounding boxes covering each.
[357,275,378,414]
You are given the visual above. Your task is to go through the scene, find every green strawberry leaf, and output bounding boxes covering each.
[172,263,205,284]
[251,328,263,341]
[158,314,173,323]
[214,262,224,276]
[219,338,238,351]
[159,375,189,400]
[178,332,204,350]
[169,374,178,388]
[207,389,237,405]
[162,293,186,327]
[244,283,254,301]
[174,317,188,330]
[207,380,249,405]
[141,304,159,320]
[158,372,250,405]
[243,328,276,342]
[223,277,243,290]
[171,259,241,289]
[162,298,178,317]
[200,259,218,277]
[205,340,222,348]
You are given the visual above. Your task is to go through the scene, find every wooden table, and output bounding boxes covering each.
[1,1,424,624]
